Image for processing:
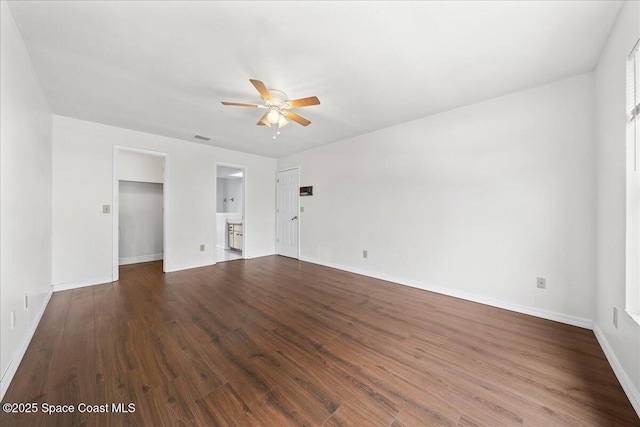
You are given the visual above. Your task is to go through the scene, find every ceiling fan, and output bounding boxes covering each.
[222,79,320,135]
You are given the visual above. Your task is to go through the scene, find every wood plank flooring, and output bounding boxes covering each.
[1,256,638,426]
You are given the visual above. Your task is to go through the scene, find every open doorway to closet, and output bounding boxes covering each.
[112,147,168,281]
[215,163,246,262]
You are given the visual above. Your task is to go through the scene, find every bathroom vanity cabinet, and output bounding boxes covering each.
[227,222,243,251]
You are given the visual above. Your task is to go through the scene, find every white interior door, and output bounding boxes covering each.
[277,168,299,258]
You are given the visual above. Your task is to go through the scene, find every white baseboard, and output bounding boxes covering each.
[245,251,276,260]
[52,276,113,292]
[165,260,215,273]
[298,256,592,329]
[593,323,640,418]
[1,287,53,401]
[119,253,163,265]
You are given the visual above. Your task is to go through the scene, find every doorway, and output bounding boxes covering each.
[276,167,299,259]
[119,181,163,265]
[112,147,168,281]
[215,163,246,263]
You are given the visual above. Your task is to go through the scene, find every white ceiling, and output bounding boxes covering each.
[7,1,622,158]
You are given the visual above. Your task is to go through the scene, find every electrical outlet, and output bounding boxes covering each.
[363,250,368,259]
[102,205,111,214]
[536,277,546,289]
[613,307,618,328]
[10,311,15,329]
[200,244,205,251]
[24,293,28,310]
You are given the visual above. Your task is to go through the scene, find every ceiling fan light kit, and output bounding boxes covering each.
[267,109,281,124]
[222,79,320,139]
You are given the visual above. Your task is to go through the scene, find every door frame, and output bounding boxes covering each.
[112,146,169,281]
[214,161,247,262]
[276,166,300,259]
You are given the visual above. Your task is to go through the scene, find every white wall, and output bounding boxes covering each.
[216,178,243,213]
[118,150,164,183]
[278,73,596,325]
[52,115,276,286]
[228,179,243,213]
[0,1,52,391]
[594,0,640,414]
[216,178,225,212]
[119,181,163,264]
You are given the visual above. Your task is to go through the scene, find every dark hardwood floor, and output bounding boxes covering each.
[1,256,638,426]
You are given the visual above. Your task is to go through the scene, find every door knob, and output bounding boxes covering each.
[291,215,298,220]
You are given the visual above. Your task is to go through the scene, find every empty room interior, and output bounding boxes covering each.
[1,1,640,426]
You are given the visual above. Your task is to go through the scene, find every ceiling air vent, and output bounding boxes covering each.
[194,135,211,141]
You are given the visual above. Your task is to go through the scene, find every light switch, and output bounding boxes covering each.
[300,206,305,213]
[103,205,111,214]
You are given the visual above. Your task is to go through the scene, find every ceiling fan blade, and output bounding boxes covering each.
[221,102,263,108]
[257,112,270,126]
[287,96,320,109]
[250,79,272,101]
[284,111,311,127]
